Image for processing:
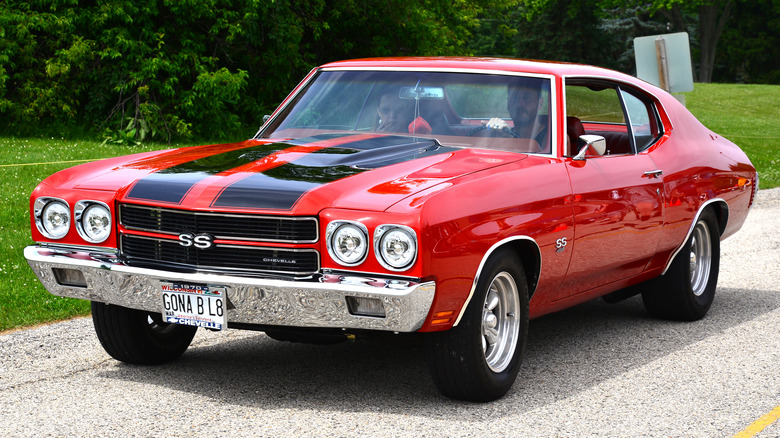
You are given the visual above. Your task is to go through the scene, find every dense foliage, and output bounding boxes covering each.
[0,0,776,142]
[715,0,780,83]
[471,0,780,83]
[0,0,493,141]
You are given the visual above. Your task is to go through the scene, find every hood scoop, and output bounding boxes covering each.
[293,137,452,170]
[122,134,457,210]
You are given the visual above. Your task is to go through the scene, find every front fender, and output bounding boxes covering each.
[389,157,574,331]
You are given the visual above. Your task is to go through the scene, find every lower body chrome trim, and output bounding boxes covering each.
[25,245,435,332]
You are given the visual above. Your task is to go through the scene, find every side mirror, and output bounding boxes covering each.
[263,114,271,124]
[573,135,607,161]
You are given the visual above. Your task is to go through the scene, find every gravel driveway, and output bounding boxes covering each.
[2,189,779,437]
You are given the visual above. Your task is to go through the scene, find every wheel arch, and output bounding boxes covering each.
[710,199,729,236]
[453,236,541,326]
[662,198,728,276]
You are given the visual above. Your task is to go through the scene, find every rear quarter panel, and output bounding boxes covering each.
[644,93,756,272]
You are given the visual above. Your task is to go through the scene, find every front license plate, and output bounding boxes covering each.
[160,281,226,330]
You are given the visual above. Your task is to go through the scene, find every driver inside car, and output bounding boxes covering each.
[478,78,548,150]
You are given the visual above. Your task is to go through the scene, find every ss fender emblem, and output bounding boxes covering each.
[178,233,215,249]
[555,237,567,252]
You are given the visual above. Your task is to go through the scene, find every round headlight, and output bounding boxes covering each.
[375,225,417,270]
[327,222,368,266]
[41,201,70,239]
[76,202,111,243]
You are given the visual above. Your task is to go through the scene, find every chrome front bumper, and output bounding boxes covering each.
[24,246,436,332]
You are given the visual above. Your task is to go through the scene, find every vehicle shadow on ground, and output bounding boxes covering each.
[98,286,779,418]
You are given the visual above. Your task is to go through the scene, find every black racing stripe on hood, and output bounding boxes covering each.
[125,134,348,204]
[212,137,457,210]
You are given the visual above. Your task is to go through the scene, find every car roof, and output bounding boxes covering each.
[322,57,611,77]
[318,57,657,92]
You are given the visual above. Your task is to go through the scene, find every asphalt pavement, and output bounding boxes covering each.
[2,189,779,437]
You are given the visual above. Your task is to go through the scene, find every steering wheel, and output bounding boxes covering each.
[468,125,521,138]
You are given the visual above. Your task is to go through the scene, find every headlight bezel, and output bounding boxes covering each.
[374,224,418,271]
[326,220,370,267]
[74,200,112,243]
[34,197,71,240]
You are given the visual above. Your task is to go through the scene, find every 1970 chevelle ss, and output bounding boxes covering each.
[26,58,757,401]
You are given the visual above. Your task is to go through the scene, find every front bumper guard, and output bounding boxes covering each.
[24,246,435,332]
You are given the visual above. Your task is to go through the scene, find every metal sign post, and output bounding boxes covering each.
[635,32,694,103]
[655,37,670,92]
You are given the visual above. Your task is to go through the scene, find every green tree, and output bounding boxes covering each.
[518,0,743,82]
[714,0,780,83]
[0,0,503,141]
[653,0,735,82]
[514,0,615,67]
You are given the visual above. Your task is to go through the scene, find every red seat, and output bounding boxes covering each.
[591,131,631,155]
[567,116,585,153]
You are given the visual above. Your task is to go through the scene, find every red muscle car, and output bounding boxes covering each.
[25,58,757,401]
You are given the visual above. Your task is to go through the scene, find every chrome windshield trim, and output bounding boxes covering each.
[256,67,559,159]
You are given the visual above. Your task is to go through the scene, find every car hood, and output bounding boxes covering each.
[71,133,528,214]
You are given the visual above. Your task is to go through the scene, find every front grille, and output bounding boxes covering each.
[120,234,319,276]
[119,204,318,243]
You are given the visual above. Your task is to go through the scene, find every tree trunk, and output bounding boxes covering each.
[667,4,689,34]
[697,1,733,83]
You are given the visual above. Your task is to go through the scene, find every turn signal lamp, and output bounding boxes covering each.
[346,296,386,317]
[52,268,88,288]
[431,310,455,325]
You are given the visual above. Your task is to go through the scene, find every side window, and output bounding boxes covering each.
[565,83,631,155]
[620,89,661,152]
[566,81,663,155]
[565,85,625,124]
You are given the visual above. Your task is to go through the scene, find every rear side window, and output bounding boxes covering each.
[620,89,660,151]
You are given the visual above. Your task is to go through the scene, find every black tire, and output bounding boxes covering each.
[426,249,529,402]
[91,302,197,365]
[642,209,720,321]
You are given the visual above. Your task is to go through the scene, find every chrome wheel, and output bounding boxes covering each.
[689,220,712,297]
[426,248,528,401]
[482,271,520,372]
[641,208,720,321]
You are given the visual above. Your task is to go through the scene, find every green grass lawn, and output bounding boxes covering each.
[0,138,173,331]
[1,82,778,331]
[686,83,780,188]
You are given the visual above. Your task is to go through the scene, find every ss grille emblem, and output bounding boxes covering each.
[178,233,215,249]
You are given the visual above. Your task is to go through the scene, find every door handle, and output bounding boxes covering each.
[643,169,663,178]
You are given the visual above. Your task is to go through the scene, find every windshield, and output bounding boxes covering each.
[259,70,553,154]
